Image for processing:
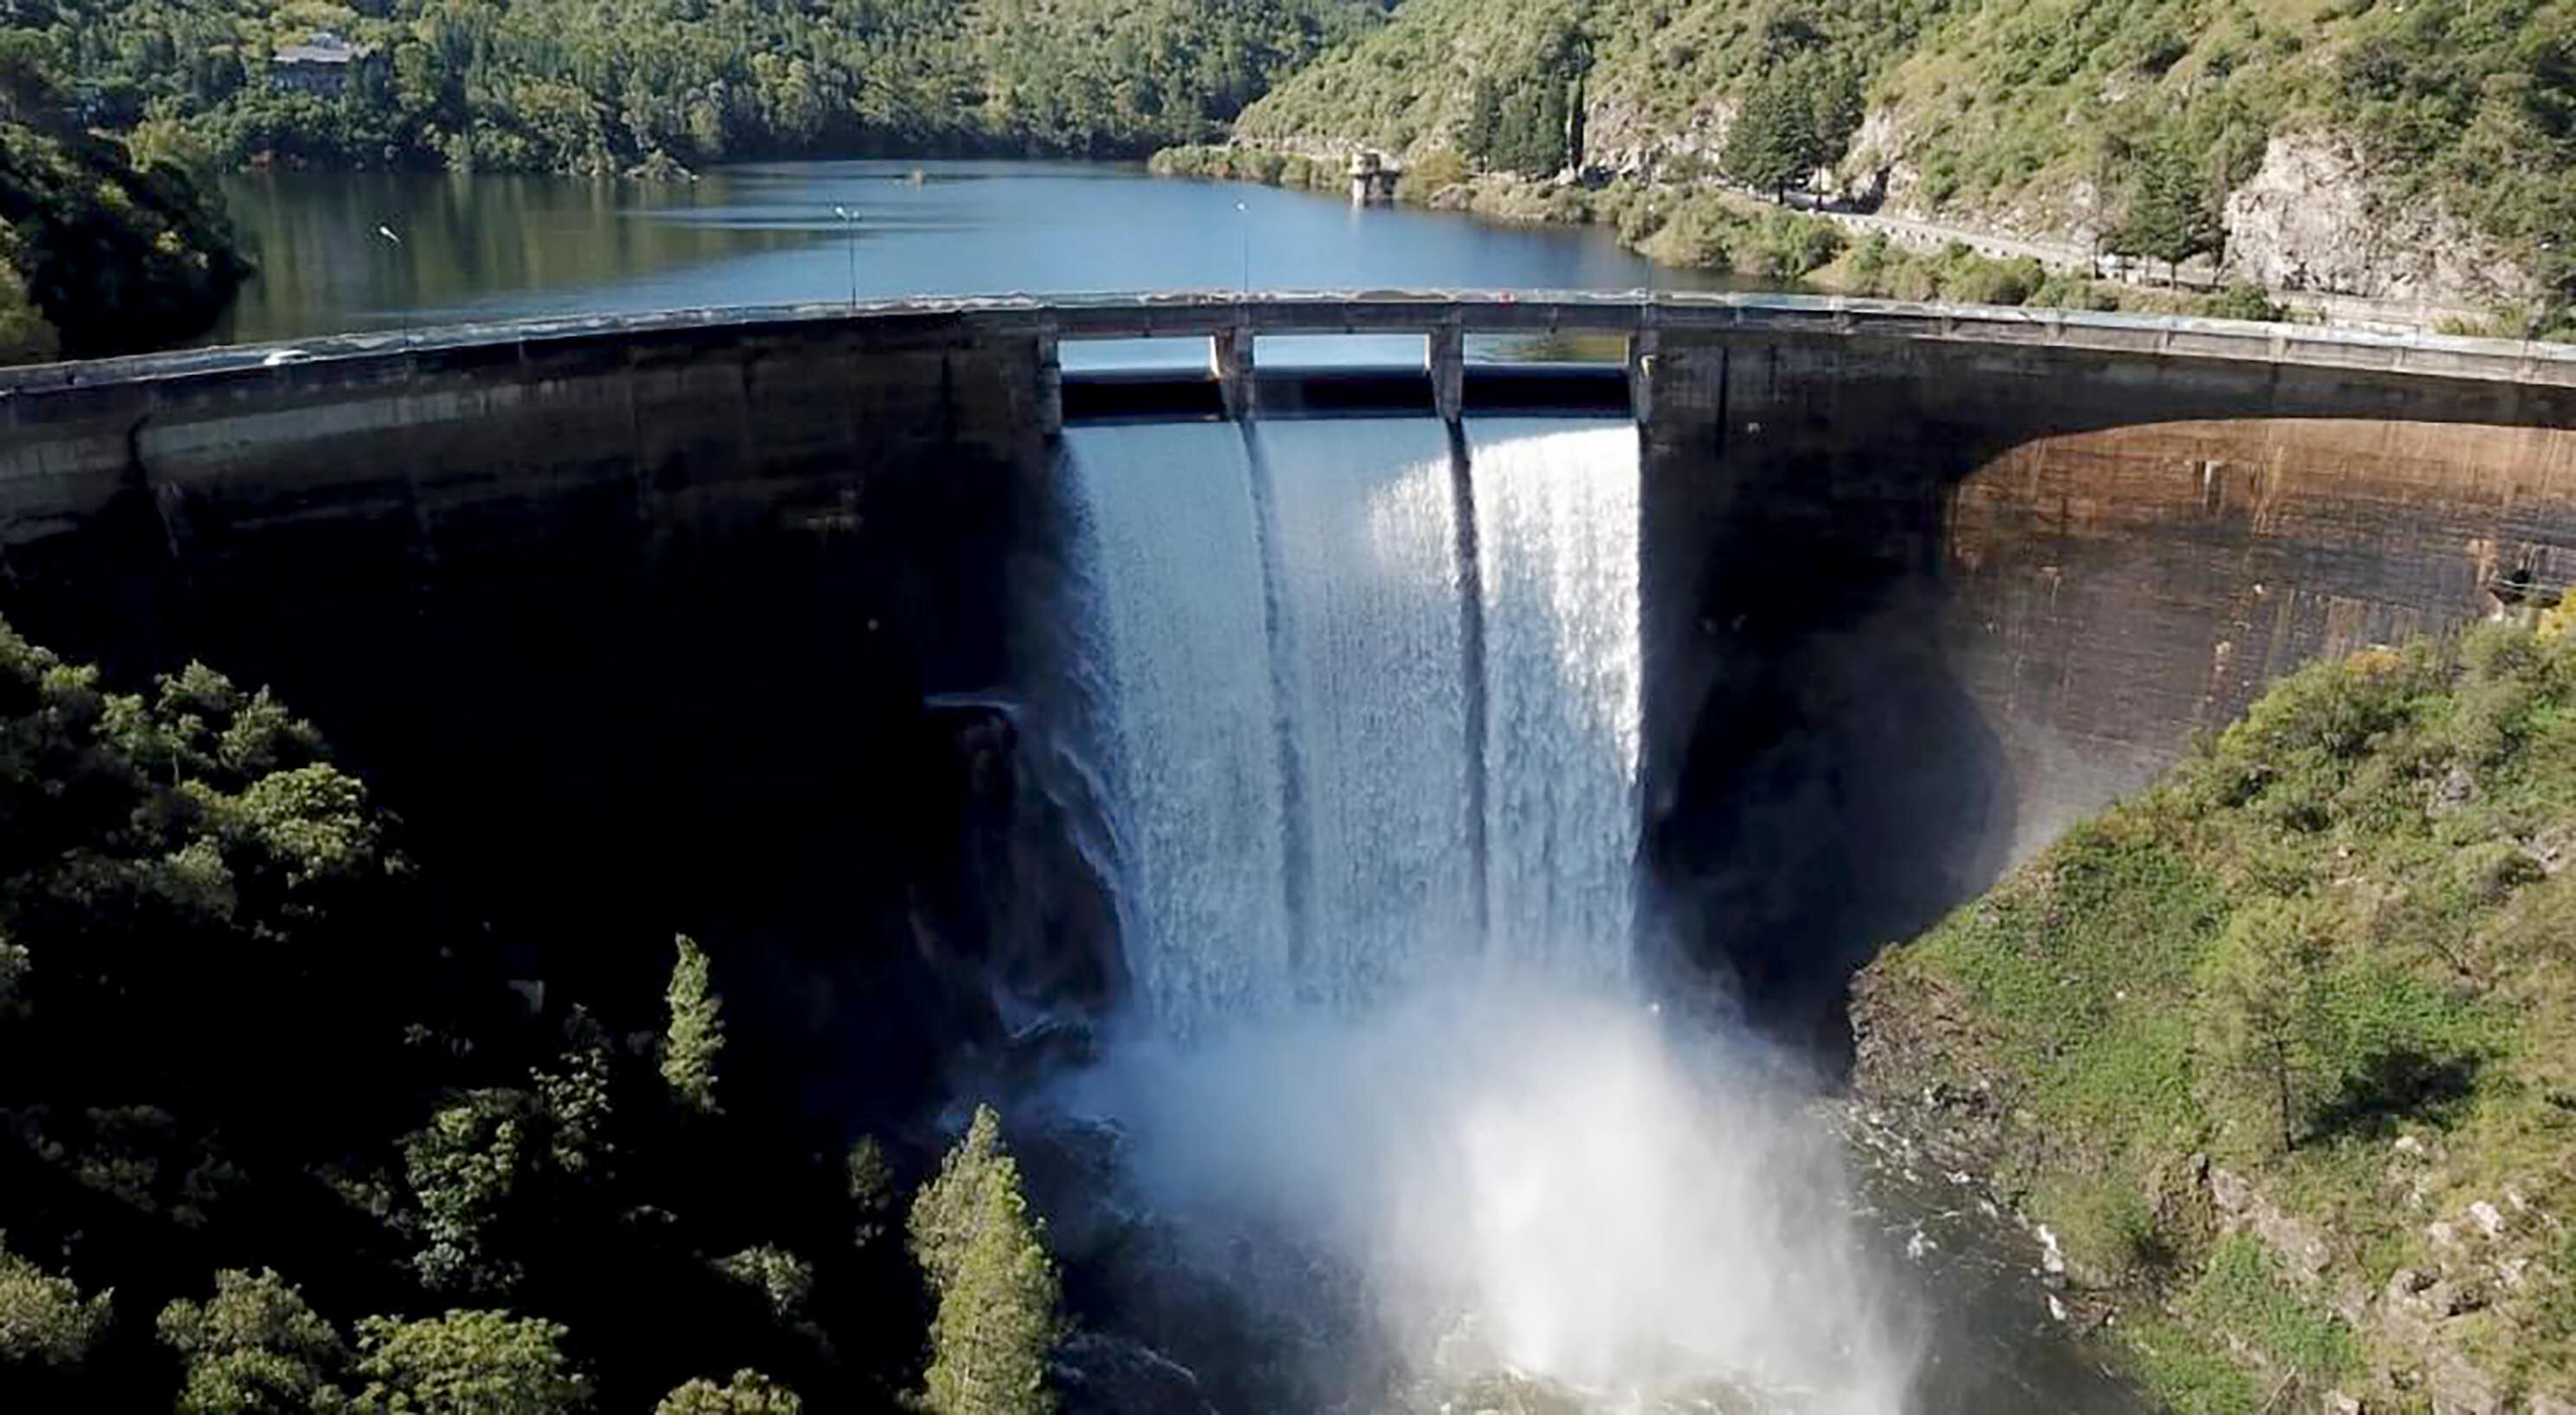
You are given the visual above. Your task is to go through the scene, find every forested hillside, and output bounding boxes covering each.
[0,621,1061,1412]
[1855,615,2576,1412]
[30,0,1381,176]
[1228,0,2573,317]
[0,32,245,357]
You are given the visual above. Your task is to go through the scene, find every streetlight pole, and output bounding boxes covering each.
[833,205,859,311]
[375,223,408,346]
[1235,199,1250,300]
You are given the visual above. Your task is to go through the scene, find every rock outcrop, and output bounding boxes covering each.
[2220,134,2532,305]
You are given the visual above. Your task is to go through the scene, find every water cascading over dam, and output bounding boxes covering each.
[1059,413,1642,1027]
[1050,407,1908,1412]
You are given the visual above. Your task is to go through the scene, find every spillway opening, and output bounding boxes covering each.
[1019,411,1919,1413]
[1058,336,1220,373]
[1463,331,1632,366]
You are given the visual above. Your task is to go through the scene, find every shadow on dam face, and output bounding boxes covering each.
[1637,330,2576,1053]
[1645,490,2011,1054]
[4,299,2576,1065]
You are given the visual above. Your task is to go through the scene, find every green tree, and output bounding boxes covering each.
[157,1269,349,1415]
[0,31,245,358]
[848,1136,895,1250]
[349,1310,589,1415]
[909,1105,1062,1415]
[662,935,725,1116]
[709,1246,812,1324]
[1803,57,1862,169]
[403,1091,535,1296]
[1461,74,1504,168]
[403,1035,619,1297]
[0,1234,111,1367]
[2199,899,2336,1153]
[2112,126,2221,284]
[1721,67,1811,199]
[654,1369,802,1414]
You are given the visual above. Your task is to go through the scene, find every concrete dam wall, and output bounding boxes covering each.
[3,292,2571,1028]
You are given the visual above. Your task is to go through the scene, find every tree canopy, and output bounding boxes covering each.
[0,618,1057,1412]
[909,1106,1062,1415]
[0,30,245,357]
[25,0,1381,177]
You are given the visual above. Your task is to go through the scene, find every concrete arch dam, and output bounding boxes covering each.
[3,291,2572,1025]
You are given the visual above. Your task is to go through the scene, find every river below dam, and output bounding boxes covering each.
[213,158,1746,349]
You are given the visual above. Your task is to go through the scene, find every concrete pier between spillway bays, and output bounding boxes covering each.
[2,291,2572,1019]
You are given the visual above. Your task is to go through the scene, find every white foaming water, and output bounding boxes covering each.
[1067,982,1913,1412]
[1471,419,1644,985]
[1253,419,1477,1003]
[1055,414,1911,1411]
[1058,423,1291,1025]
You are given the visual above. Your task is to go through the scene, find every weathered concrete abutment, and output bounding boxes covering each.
[1634,313,2576,1029]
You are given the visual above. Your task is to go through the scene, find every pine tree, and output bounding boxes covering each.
[1528,78,1572,178]
[908,1106,1062,1415]
[2113,127,2220,283]
[848,1136,895,1249]
[661,934,725,1115]
[1804,58,1862,170]
[1722,67,1810,200]
[909,1107,1004,1294]
[1461,75,1503,169]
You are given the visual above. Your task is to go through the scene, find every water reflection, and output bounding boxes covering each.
[215,160,1753,346]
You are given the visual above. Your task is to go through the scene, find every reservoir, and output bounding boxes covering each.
[214,158,1740,347]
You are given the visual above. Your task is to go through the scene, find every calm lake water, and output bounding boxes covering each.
[215,159,1740,355]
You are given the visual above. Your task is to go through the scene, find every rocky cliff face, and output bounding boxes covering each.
[2221,134,2534,306]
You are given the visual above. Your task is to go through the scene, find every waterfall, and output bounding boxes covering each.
[1057,422,1292,1025]
[1469,419,1643,988]
[1252,419,1477,1006]
[1054,412,1917,1413]
[1060,413,1644,1031]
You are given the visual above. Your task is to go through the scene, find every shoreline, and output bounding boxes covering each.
[1150,144,2534,338]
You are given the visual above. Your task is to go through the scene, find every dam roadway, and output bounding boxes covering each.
[3,290,2573,1009]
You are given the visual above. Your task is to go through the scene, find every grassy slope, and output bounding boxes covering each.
[1865,616,2576,1410]
[1232,0,2573,304]
[1868,0,2573,249]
